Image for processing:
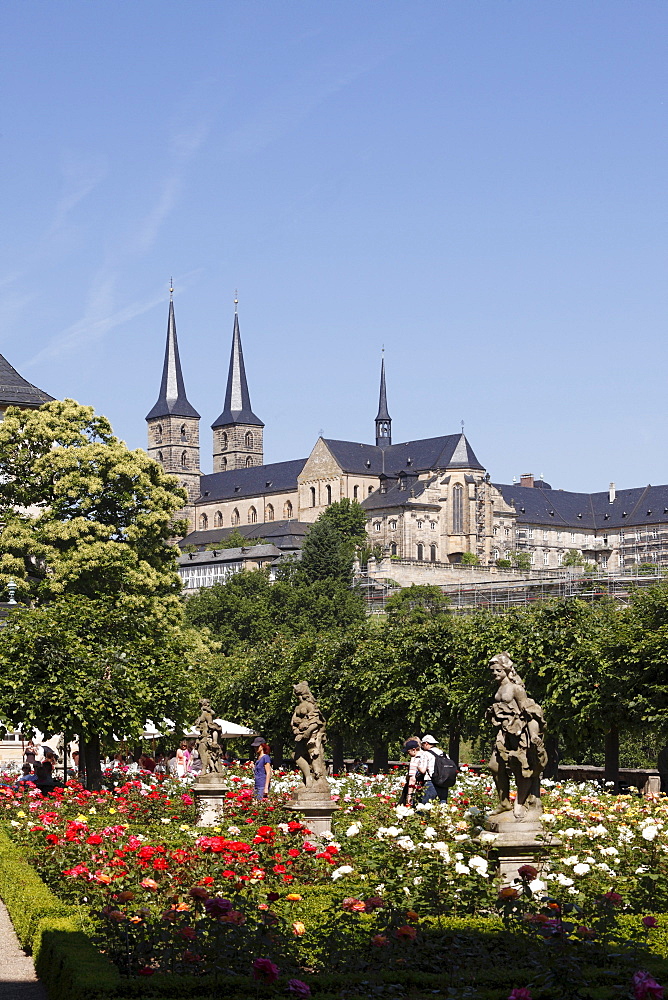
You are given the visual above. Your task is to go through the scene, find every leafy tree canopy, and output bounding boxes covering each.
[385,584,450,622]
[0,594,208,749]
[0,400,187,605]
[299,517,353,584]
[319,498,368,547]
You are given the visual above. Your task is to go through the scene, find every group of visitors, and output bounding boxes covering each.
[15,740,61,794]
[401,734,458,807]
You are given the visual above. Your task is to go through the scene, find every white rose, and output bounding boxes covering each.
[454,862,469,875]
[572,863,590,875]
[468,855,488,872]
[556,874,574,887]
[479,831,498,843]
[642,826,659,841]
[423,826,437,840]
[453,834,470,842]
[345,824,361,837]
[331,865,354,880]
[395,805,414,819]
[541,813,556,824]
[397,837,415,851]
[529,878,546,893]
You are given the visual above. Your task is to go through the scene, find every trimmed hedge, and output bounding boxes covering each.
[2,830,668,1000]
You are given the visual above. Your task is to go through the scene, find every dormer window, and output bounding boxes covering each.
[398,475,406,491]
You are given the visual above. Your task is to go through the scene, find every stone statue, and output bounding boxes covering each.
[194,698,225,775]
[487,652,548,821]
[291,681,330,800]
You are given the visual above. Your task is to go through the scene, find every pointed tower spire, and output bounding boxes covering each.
[212,304,264,472]
[375,353,392,447]
[146,292,201,529]
[146,296,200,420]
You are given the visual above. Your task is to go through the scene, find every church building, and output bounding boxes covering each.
[146,296,668,575]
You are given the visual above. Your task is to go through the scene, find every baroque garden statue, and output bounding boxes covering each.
[487,652,548,824]
[195,698,226,775]
[290,681,331,801]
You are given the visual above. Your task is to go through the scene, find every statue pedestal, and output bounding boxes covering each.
[484,808,559,886]
[193,773,227,826]
[287,796,339,838]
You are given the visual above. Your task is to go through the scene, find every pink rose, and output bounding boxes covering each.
[287,979,311,997]
[632,970,664,1000]
[252,957,280,983]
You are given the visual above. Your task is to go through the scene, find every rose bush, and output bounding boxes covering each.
[0,763,666,995]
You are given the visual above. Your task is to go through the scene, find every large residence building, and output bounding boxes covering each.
[145,295,668,575]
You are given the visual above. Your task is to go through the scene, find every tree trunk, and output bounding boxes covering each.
[448,722,461,763]
[544,733,560,780]
[604,724,620,792]
[82,733,103,791]
[271,742,284,769]
[372,743,388,774]
[78,735,87,786]
[331,734,345,775]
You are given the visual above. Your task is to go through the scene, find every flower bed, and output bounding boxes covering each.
[1,765,667,998]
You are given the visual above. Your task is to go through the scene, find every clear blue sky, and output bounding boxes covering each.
[2,2,666,492]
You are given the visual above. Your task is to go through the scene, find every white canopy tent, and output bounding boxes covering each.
[142,718,256,740]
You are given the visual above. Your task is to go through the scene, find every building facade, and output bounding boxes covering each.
[146,296,667,573]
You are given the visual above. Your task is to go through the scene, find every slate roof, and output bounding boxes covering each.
[146,300,200,421]
[495,482,668,531]
[362,474,440,512]
[179,543,283,567]
[0,354,54,409]
[212,313,264,429]
[197,459,307,503]
[323,433,484,476]
[180,519,311,551]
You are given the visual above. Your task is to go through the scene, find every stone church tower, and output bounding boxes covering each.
[145,293,202,508]
[211,305,264,472]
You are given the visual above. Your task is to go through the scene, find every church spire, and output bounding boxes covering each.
[212,311,264,429]
[146,296,200,420]
[375,354,392,447]
[211,304,264,472]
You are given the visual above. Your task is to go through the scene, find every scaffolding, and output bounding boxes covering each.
[360,572,666,615]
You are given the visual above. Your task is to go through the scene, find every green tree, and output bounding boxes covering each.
[319,499,368,547]
[184,567,365,653]
[0,399,187,605]
[385,584,450,622]
[561,548,585,568]
[511,551,531,571]
[299,517,353,584]
[0,596,207,788]
[460,552,480,566]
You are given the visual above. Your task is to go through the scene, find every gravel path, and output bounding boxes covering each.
[0,901,47,1000]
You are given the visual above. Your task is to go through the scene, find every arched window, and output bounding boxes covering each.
[246,456,253,467]
[221,457,227,470]
[390,542,397,556]
[310,487,316,507]
[181,451,188,468]
[389,520,397,530]
[155,424,163,443]
[232,508,240,526]
[214,511,223,528]
[248,506,257,524]
[430,544,437,563]
[452,484,463,534]
[284,500,293,519]
[353,485,359,499]
[199,514,208,530]
[266,504,274,521]
[180,424,187,440]
[417,543,424,562]
[493,548,499,561]
[326,484,332,505]
[221,432,228,449]
[245,431,253,449]
[158,451,163,463]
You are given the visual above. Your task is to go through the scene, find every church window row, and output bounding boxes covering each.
[415,544,438,562]
[196,499,293,534]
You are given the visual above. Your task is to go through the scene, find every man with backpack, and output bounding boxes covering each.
[420,735,458,803]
